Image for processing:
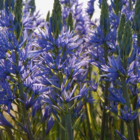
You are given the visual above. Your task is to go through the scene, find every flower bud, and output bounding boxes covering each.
[14,0,23,40]
[29,0,35,14]
[51,0,62,39]
[129,0,132,10]
[113,0,123,16]
[6,0,13,7]
[86,0,95,18]
[117,14,126,46]
[120,21,133,60]
[0,0,4,10]
[133,0,140,33]
[67,12,73,31]
[5,0,14,11]
[100,0,110,36]
[46,11,50,22]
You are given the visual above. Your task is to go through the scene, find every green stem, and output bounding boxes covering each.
[58,72,66,140]
[5,126,15,140]
[41,111,46,138]
[110,116,114,140]
[120,105,124,135]
[138,33,140,47]
[100,43,109,140]
[60,114,66,140]
[127,123,135,140]
[84,63,94,140]
[100,81,109,140]
[79,129,88,140]
[82,121,87,139]
[122,84,135,140]
[74,118,81,140]
[56,123,61,139]
[133,33,140,140]
[138,34,140,130]
[0,130,2,140]
[133,96,139,140]
[85,103,94,140]
[66,111,73,140]
[129,0,132,10]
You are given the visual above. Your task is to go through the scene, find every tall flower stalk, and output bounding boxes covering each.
[132,1,140,139]
[101,15,138,140]
[100,0,110,139]
[121,21,135,140]
[14,0,33,139]
[117,14,126,135]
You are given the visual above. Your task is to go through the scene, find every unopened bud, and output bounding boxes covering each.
[100,0,110,36]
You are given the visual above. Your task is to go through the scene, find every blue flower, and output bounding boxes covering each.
[85,95,94,103]
[77,84,94,103]
[0,28,16,50]
[107,88,126,104]
[115,130,127,140]
[105,101,118,114]
[89,46,105,68]
[98,0,102,8]
[136,96,140,109]
[72,1,90,38]
[121,1,134,21]
[73,102,84,118]
[46,117,55,135]
[0,80,15,113]
[119,105,139,122]
[129,85,139,96]
[126,61,138,84]
[32,100,42,117]
[109,12,120,29]
[62,6,70,25]
[86,0,95,17]
[88,26,115,68]
[0,59,13,79]
[77,84,88,99]
[89,26,114,47]
[60,0,69,4]
[61,84,80,103]
[18,91,37,110]
[0,113,13,128]
[101,56,125,81]
[41,106,51,122]
[63,56,89,80]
